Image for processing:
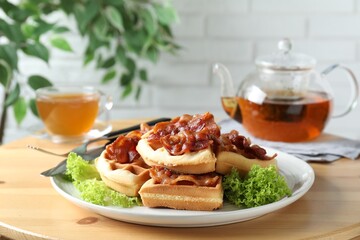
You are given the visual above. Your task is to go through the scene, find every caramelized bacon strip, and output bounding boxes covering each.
[105,128,151,164]
[160,130,212,155]
[105,134,140,164]
[147,112,221,156]
[219,130,277,160]
[149,166,220,187]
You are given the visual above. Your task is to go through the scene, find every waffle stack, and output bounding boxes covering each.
[95,112,277,211]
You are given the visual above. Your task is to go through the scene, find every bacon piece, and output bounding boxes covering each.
[140,122,153,133]
[149,166,220,187]
[104,123,153,164]
[104,130,143,164]
[219,130,277,160]
[160,130,211,155]
[147,112,221,156]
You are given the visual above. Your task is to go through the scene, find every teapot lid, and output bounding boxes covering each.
[255,38,316,71]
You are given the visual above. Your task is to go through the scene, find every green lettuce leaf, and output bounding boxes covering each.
[65,152,100,181]
[74,179,141,207]
[223,165,292,208]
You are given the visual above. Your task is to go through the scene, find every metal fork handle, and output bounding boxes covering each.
[27,145,70,157]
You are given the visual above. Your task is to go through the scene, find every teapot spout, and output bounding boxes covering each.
[212,63,242,122]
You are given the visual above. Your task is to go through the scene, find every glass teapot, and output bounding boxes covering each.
[213,38,359,142]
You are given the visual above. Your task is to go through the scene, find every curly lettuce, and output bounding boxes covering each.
[64,152,141,207]
[74,179,141,207]
[223,165,292,208]
[65,152,100,181]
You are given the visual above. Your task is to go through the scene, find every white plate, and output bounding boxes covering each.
[50,148,314,227]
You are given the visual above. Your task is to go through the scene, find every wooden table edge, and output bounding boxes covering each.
[301,222,360,240]
[0,221,54,240]
[1,211,360,240]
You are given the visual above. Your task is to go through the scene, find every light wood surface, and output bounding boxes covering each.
[1,119,360,240]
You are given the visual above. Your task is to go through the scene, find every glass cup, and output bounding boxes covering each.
[35,86,112,143]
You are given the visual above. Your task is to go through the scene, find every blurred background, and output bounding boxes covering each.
[2,0,360,143]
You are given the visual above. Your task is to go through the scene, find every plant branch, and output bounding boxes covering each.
[0,93,8,145]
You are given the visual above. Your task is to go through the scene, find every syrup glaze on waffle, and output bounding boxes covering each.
[149,166,220,187]
[96,152,150,197]
[95,129,151,197]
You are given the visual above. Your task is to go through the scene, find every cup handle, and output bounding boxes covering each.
[90,91,113,137]
[102,94,113,124]
[321,64,359,118]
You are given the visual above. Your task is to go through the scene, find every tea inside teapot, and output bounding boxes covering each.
[215,38,358,142]
[234,91,332,142]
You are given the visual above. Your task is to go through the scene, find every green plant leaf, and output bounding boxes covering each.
[0,20,25,44]
[29,98,39,117]
[103,0,123,6]
[50,36,73,52]
[21,23,35,38]
[0,44,18,70]
[96,54,103,68]
[139,69,147,82]
[84,51,94,66]
[0,60,12,87]
[105,6,124,32]
[121,84,132,99]
[100,57,115,69]
[140,8,157,36]
[102,69,116,83]
[33,19,54,36]
[23,42,49,63]
[93,15,109,41]
[39,3,55,15]
[13,97,27,125]
[120,73,133,86]
[125,58,136,76]
[53,26,71,33]
[145,46,159,63]
[115,45,127,65]
[87,32,106,53]
[0,1,17,15]
[74,2,99,34]
[21,0,41,15]
[60,0,75,14]
[154,4,178,25]
[135,85,141,100]
[1,1,31,22]
[124,29,148,54]
[0,19,9,35]
[5,83,20,107]
[28,75,52,90]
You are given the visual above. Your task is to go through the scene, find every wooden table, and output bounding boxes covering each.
[1,119,360,240]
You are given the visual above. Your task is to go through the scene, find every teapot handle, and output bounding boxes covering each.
[322,64,359,118]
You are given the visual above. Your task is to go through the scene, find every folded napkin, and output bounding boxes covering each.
[218,118,360,162]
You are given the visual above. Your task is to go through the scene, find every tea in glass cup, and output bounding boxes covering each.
[35,86,112,143]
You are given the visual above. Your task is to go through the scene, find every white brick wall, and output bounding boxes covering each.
[4,0,360,143]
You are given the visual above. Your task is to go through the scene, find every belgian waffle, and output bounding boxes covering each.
[215,151,277,176]
[139,178,223,211]
[95,151,150,196]
[138,166,223,211]
[136,131,217,174]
